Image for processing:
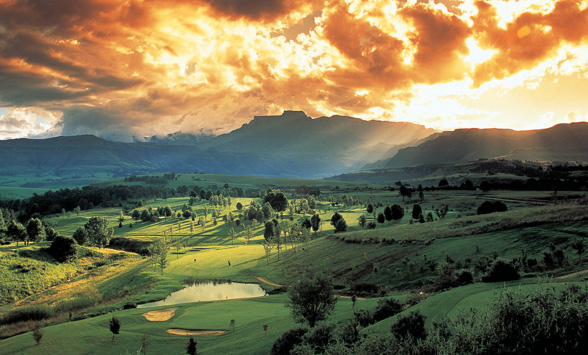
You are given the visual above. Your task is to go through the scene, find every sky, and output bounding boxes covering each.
[0,0,587,141]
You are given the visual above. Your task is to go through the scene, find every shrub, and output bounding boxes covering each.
[482,259,520,282]
[271,327,309,355]
[353,309,374,328]
[0,305,54,325]
[477,201,508,215]
[301,322,337,353]
[454,269,474,286]
[391,311,427,341]
[47,236,78,263]
[373,298,404,322]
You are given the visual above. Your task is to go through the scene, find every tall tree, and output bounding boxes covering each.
[84,217,113,248]
[286,273,337,327]
[377,212,385,225]
[72,226,88,245]
[263,189,289,212]
[7,220,27,246]
[109,316,121,342]
[412,204,423,220]
[310,213,321,234]
[26,218,46,244]
[384,206,393,222]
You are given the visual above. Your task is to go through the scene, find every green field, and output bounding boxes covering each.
[1,173,588,354]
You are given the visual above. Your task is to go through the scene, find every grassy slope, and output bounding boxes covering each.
[2,182,588,354]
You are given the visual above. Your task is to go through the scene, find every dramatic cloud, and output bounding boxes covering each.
[0,0,587,140]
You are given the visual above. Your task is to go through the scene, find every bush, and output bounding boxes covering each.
[425,284,588,354]
[477,201,508,215]
[271,327,309,355]
[301,322,337,353]
[454,269,474,286]
[47,236,78,263]
[353,309,374,327]
[373,298,404,322]
[0,305,54,325]
[391,311,427,341]
[54,295,101,314]
[482,259,520,282]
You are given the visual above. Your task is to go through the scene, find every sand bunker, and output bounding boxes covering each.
[167,328,228,336]
[142,307,178,321]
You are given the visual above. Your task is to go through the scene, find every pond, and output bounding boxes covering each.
[137,281,267,308]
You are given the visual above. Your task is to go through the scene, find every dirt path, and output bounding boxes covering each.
[255,277,282,287]
[556,268,588,279]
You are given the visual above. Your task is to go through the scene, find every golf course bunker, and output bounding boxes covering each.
[137,281,266,308]
[142,307,178,321]
[167,328,228,336]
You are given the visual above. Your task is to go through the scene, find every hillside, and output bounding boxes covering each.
[367,122,588,169]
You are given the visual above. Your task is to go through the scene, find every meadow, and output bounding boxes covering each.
[0,173,587,354]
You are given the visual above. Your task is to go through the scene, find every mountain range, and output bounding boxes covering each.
[1,113,587,188]
[0,111,435,186]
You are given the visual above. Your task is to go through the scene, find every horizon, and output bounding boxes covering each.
[1,0,588,141]
[3,110,588,143]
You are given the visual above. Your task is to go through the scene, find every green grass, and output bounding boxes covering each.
[2,178,588,354]
[0,294,380,355]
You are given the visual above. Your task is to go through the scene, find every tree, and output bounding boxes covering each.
[229,228,235,246]
[0,210,5,233]
[84,217,113,248]
[132,210,141,220]
[391,204,404,221]
[72,226,89,245]
[418,184,424,203]
[264,221,275,242]
[286,273,338,327]
[358,214,367,228]
[412,204,423,220]
[48,236,77,262]
[377,212,385,225]
[262,202,274,221]
[6,220,27,246]
[153,238,170,274]
[366,204,373,214]
[571,239,586,262]
[263,189,289,212]
[118,211,125,223]
[330,212,343,227]
[33,328,43,346]
[334,217,347,233]
[236,202,243,211]
[26,218,45,244]
[186,337,197,355]
[301,218,311,230]
[311,213,321,234]
[384,206,392,222]
[399,185,412,202]
[74,206,81,216]
[109,316,121,341]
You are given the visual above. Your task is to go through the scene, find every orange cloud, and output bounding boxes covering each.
[0,0,587,140]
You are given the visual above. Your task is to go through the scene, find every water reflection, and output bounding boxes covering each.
[138,281,266,308]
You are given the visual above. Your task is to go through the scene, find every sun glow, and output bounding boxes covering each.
[464,38,497,66]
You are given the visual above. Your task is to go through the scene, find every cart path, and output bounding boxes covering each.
[256,277,282,287]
